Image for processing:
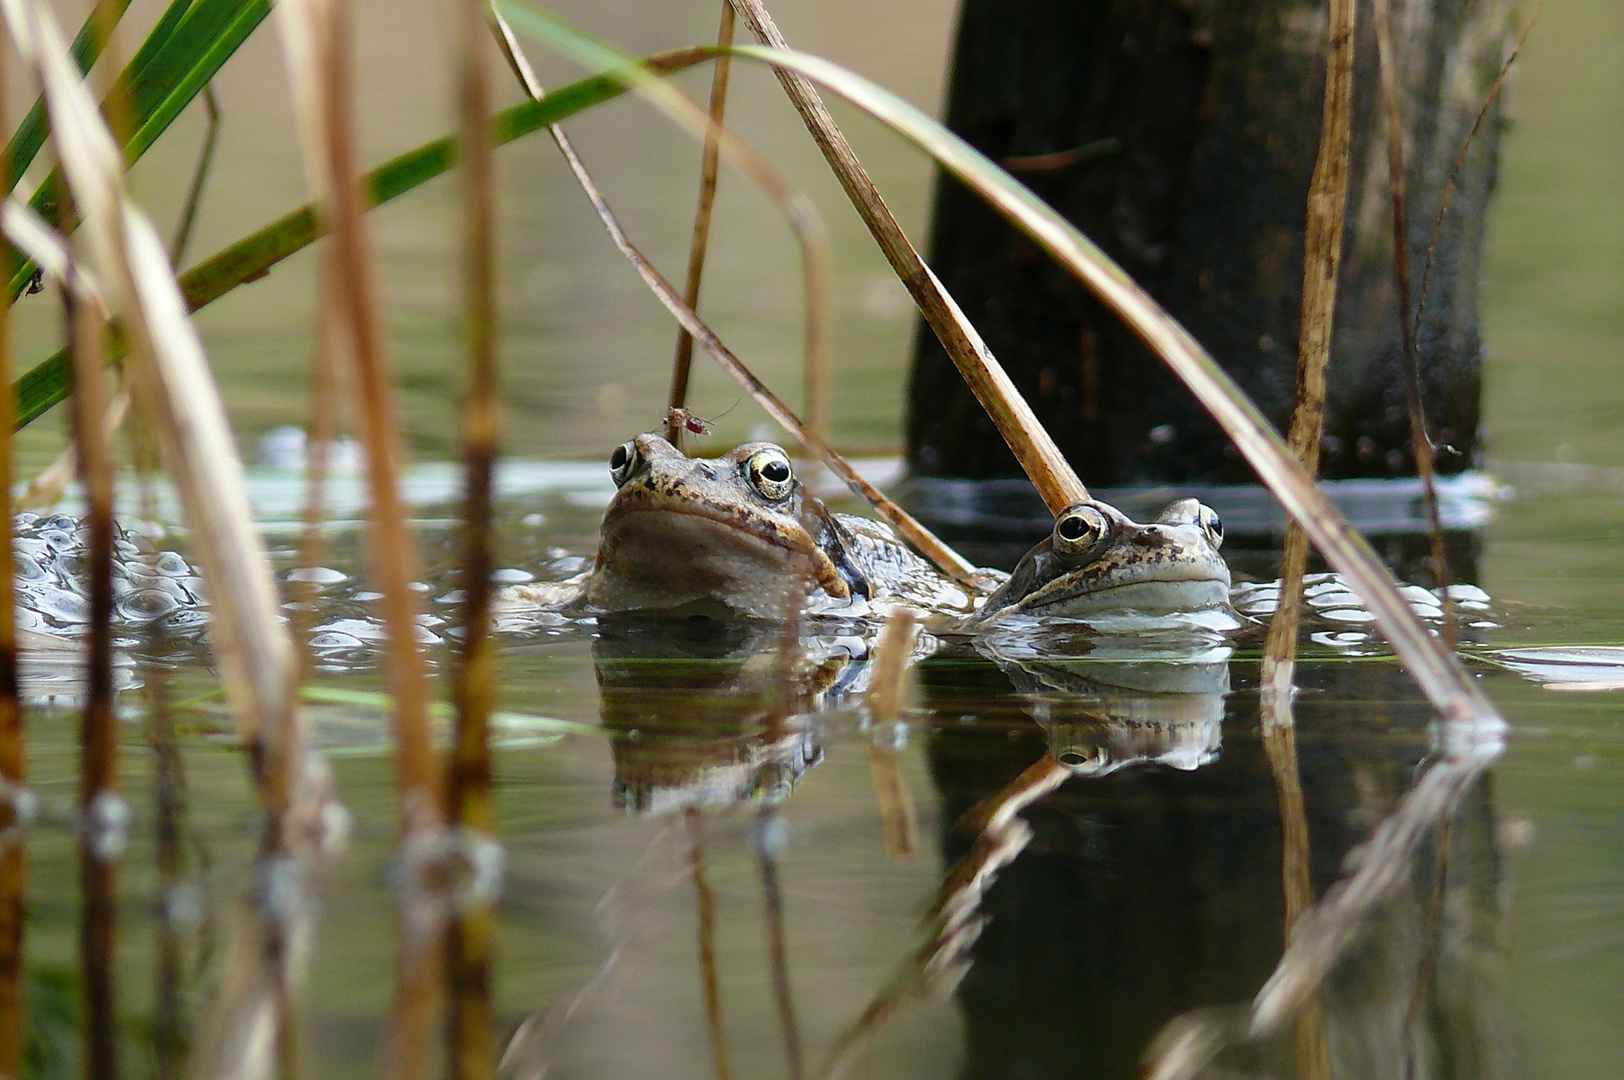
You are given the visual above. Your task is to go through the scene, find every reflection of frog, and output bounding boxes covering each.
[977,635,1231,775]
[513,433,1232,624]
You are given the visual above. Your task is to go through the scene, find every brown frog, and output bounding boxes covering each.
[509,433,1231,624]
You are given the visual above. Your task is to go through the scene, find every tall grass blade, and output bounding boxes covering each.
[13,48,720,429]
[2,0,133,189]
[724,0,1087,512]
[698,41,1503,730]
[448,0,500,1076]
[5,0,271,297]
[666,1,733,442]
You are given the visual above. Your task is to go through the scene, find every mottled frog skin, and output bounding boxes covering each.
[517,433,1231,624]
[574,433,979,618]
[974,498,1231,621]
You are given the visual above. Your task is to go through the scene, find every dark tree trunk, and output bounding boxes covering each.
[907,0,1513,488]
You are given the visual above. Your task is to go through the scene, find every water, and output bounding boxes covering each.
[7,0,1624,1077]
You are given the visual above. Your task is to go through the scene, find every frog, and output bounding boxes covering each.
[970,498,1231,622]
[509,432,1231,624]
[533,432,982,619]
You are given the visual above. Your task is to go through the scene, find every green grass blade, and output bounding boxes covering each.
[6,0,270,297]
[3,0,137,188]
[11,55,704,427]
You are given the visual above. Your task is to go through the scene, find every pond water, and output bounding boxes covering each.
[6,0,1624,1078]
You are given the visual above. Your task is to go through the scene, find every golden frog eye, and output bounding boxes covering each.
[1052,503,1112,560]
[1196,504,1224,549]
[744,447,795,501]
[608,440,643,487]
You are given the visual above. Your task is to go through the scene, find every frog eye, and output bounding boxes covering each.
[744,447,794,501]
[1051,503,1112,560]
[1195,504,1224,549]
[608,440,643,487]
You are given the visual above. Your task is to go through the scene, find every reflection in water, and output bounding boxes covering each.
[917,654,1513,1080]
[590,615,833,1080]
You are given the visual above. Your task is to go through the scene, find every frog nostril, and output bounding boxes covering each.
[1132,530,1168,548]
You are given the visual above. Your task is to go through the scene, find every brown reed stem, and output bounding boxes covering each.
[311,0,443,1073]
[727,0,1089,512]
[755,806,803,1080]
[447,0,500,1076]
[688,808,732,1080]
[666,2,734,441]
[168,85,220,267]
[318,0,439,838]
[69,256,119,1080]
[1262,0,1357,691]
[1373,0,1452,641]
[487,18,975,584]
[0,27,21,1074]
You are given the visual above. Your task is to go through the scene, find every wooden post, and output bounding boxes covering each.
[908,0,1513,487]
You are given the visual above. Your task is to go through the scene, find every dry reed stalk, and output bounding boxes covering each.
[820,753,1070,1080]
[490,15,977,586]
[754,806,803,1080]
[0,0,297,790]
[0,31,21,1076]
[722,43,1501,729]
[168,85,220,266]
[726,0,1089,512]
[67,261,121,1080]
[687,808,732,1080]
[1372,0,1452,639]
[1249,753,1490,1038]
[865,611,918,859]
[447,0,500,1076]
[666,1,734,442]
[275,0,445,1072]
[1262,0,1358,694]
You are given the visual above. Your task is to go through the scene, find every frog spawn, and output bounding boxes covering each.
[1229,572,1498,654]
[12,513,208,638]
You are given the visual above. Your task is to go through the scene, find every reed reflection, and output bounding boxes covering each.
[914,651,1511,1080]
[591,614,853,1080]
